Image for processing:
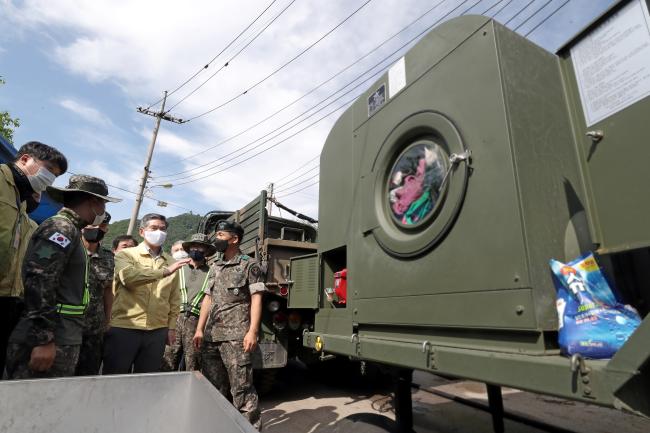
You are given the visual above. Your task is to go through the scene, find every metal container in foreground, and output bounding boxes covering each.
[0,372,257,433]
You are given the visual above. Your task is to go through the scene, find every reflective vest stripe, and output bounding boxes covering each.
[179,267,188,305]
[51,215,90,316]
[180,266,210,315]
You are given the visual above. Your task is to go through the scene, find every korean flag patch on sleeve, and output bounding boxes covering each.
[48,232,71,248]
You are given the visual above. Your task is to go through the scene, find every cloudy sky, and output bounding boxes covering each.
[0,0,617,222]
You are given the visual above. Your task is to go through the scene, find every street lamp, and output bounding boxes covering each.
[126,182,174,235]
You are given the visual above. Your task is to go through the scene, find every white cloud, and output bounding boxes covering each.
[59,98,112,127]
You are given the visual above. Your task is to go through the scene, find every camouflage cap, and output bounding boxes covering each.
[47,174,121,203]
[182,233,217,257]
[214,220,244,241]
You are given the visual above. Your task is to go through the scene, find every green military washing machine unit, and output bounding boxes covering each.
[290,0,650,430]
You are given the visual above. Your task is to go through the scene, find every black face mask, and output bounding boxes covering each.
[25,195,40,213]
[213,238,228,253]
[188,250,205,262]
[83,228,105,243]
[8,163,36,203]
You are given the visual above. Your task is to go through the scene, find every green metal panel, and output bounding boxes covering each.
[287,253,319,309]
[314,307,354,337]
[318,109,356,252]
[230,191,267,253]
[355,289,537,330]
[494,24,587,329]
[359,326,553,355]
[557,0,650,254]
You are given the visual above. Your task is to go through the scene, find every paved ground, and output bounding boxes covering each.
[259,361,650,432]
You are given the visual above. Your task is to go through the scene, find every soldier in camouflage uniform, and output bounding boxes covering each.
[0,141,67,378]
[76,212,114,376]
[5,175,120,379]
[193,221,265,430]
[161,233,215,371]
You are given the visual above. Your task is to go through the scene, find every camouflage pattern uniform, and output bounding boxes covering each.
[76,246,114,376]
[162,262,210,371]
[6,207,88,379]
[201,253,265,430]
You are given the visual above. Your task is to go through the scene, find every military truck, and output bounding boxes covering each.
[285,0,650,431]
[198,190,318,391]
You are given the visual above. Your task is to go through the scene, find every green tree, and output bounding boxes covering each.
[0,77,20,144]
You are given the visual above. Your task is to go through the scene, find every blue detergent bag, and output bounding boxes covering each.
[550,253,641,359]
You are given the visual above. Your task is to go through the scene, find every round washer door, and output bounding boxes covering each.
[369,111,470,258]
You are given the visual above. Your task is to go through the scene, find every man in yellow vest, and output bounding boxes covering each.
[0,141,67,377]
[5,175,120,379]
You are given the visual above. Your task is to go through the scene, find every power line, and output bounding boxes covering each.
[166,0,296,113]
[156,0,482,185]
[166,0,483,187]
[272,154,320,183]
[490,0,515,17]
[171,94,356,186]
[155,53,392,181]
[524,0,571,36]
[274,172,320,193]
[181,0,376,122]
[274,164,320,188]
[160,0,562,188]
[144,0,280,110]
[509,0,553,29]
[156,0,472,179]
[157,66,382,180]
[277,179,320,198]
[155,0,450,170]
[482,0,506,16]
[503,0,536,26]
[151,0,564,179]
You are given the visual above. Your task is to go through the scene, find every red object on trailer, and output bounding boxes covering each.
[334,269,347,304]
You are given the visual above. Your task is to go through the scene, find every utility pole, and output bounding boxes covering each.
[127,91,184,235]
[266,182,274,216]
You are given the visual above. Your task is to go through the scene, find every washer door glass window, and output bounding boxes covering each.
[387,140,448,227]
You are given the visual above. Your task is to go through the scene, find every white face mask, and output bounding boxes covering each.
[27,167,56,193]
[172,250,189,260]
[144,229,167,247]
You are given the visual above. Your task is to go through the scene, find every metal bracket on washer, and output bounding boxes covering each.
[351,333,360,356]
[422,341,437,370]
[570,354,593,397]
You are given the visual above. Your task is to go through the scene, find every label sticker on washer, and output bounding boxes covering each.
[368,83,386,117]
[388,57,406,98]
